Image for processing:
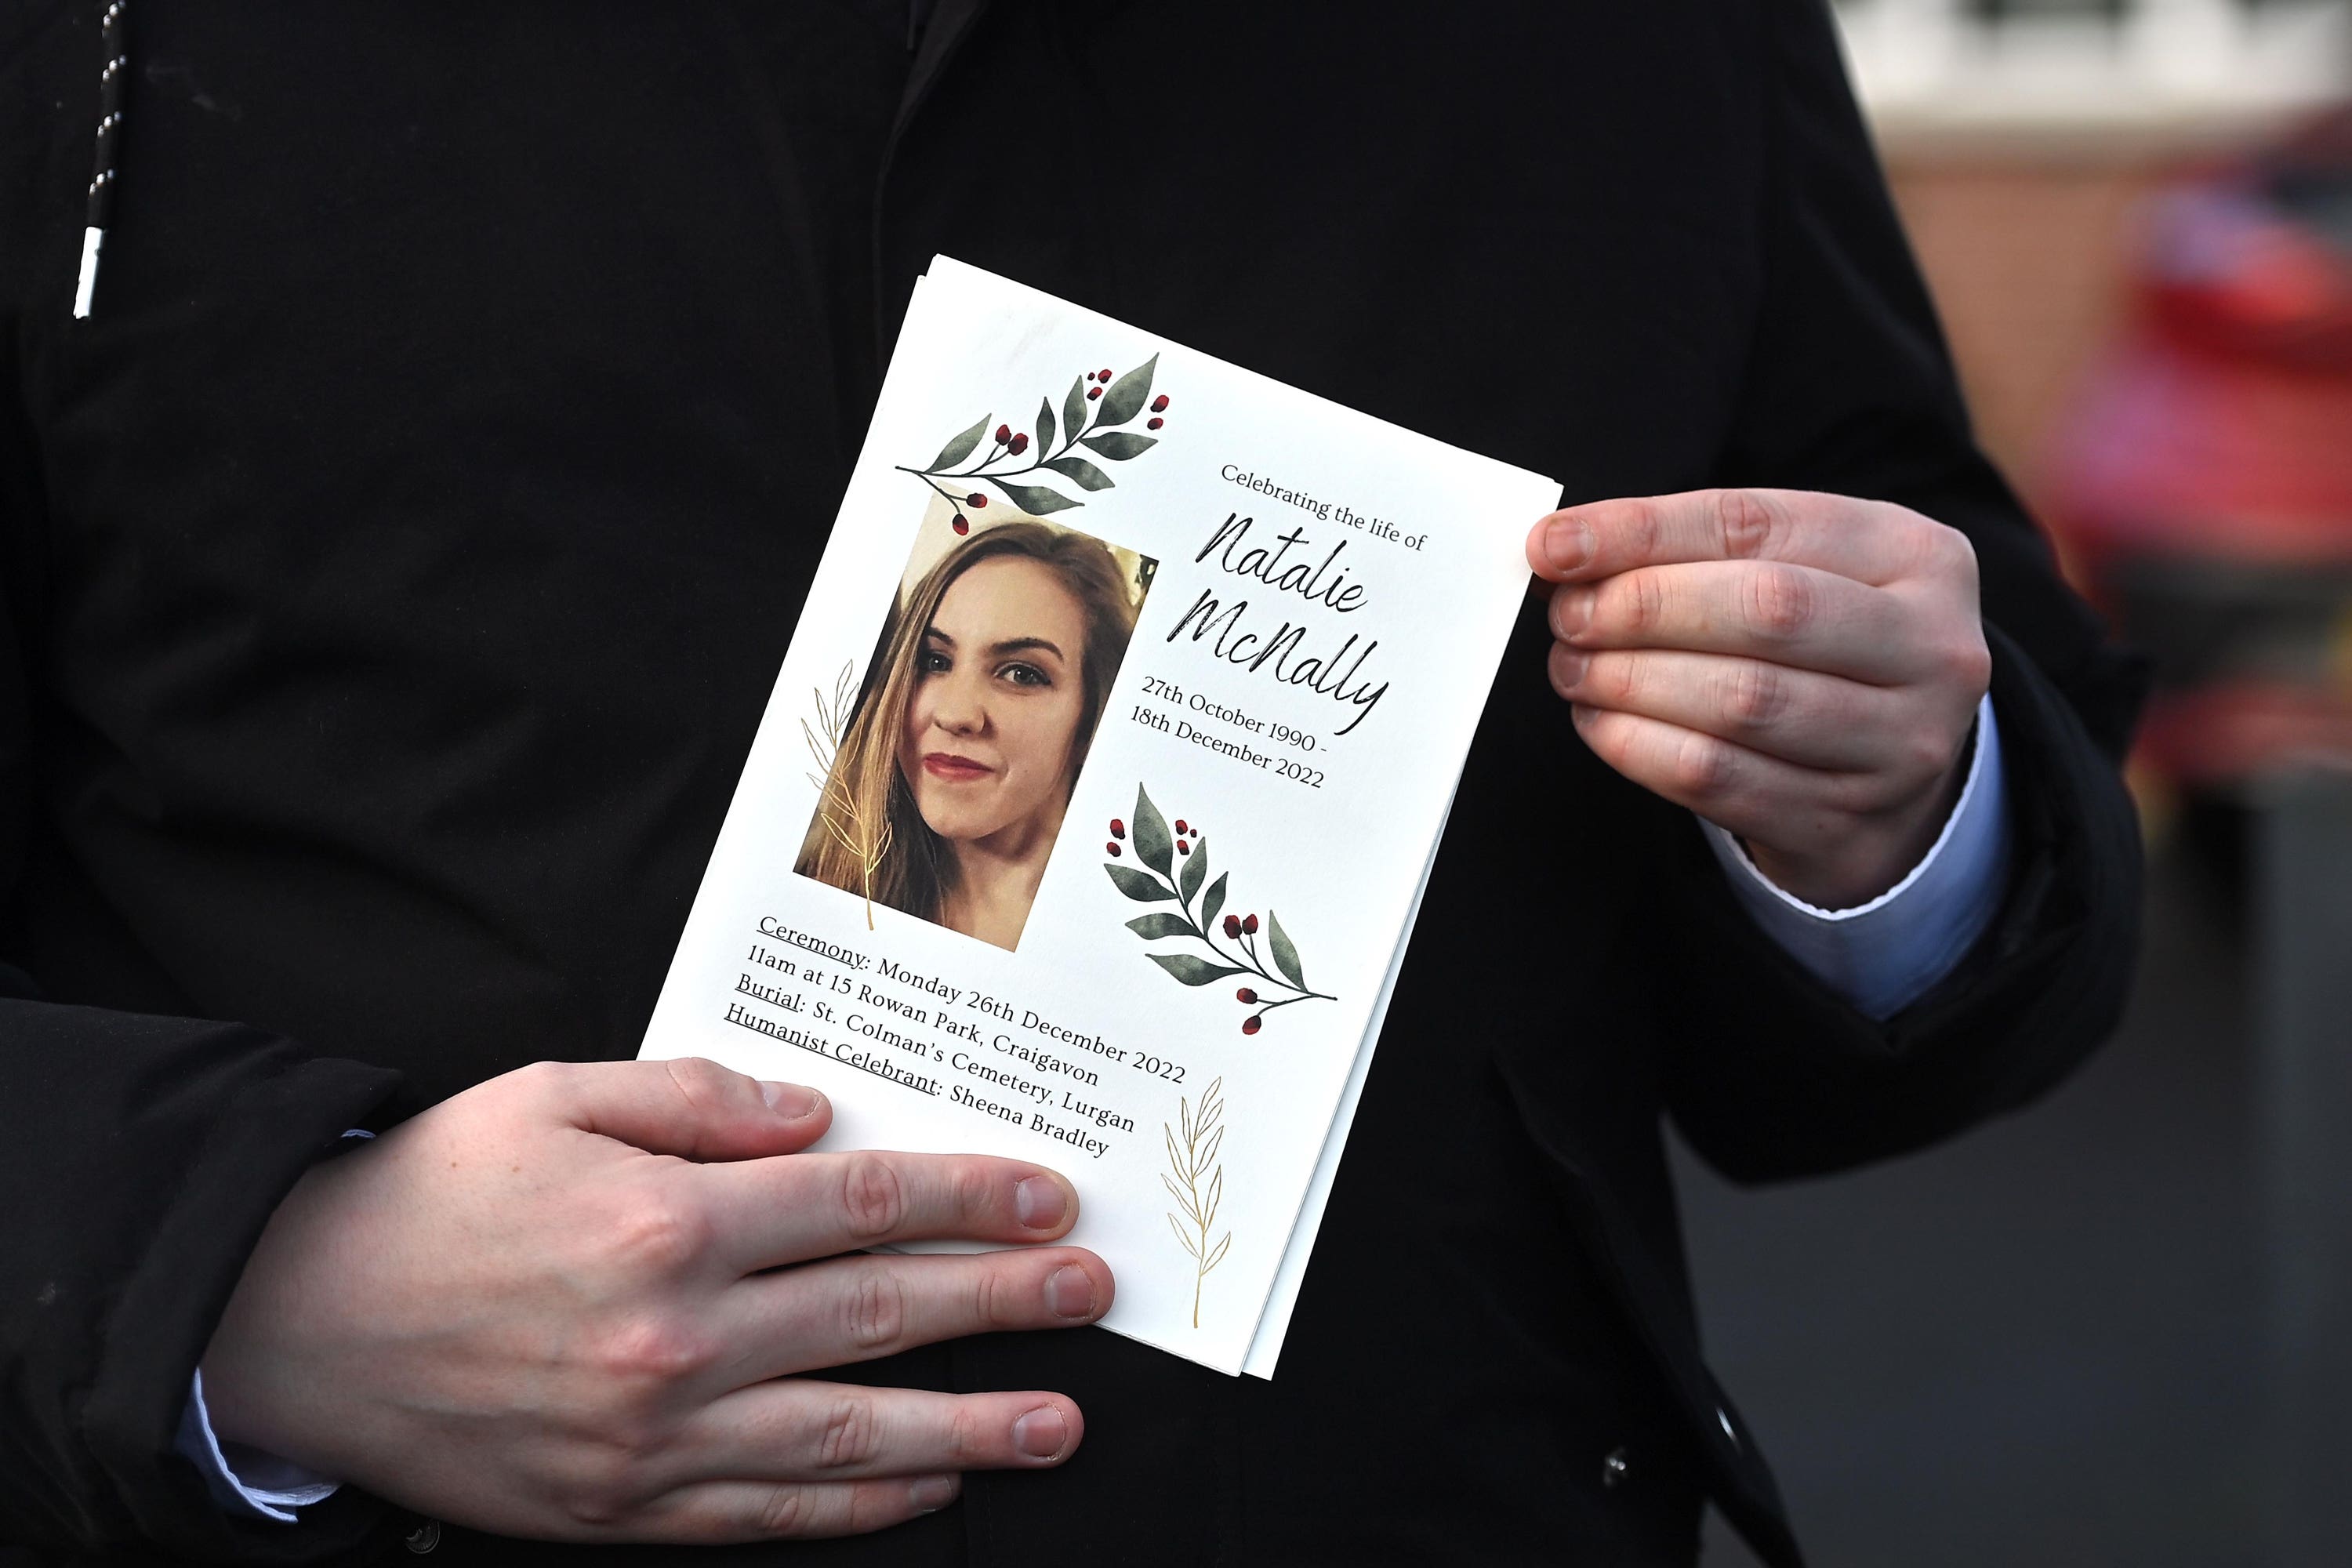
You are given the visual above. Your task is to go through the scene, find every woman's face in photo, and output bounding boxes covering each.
[898,555,1091,846]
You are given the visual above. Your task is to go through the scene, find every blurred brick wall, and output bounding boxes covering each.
[1884,148,2177,507]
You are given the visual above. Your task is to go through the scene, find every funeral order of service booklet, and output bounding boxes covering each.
[641,259,1559,1376]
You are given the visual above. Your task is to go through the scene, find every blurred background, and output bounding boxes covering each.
[1684,2,2352,1563]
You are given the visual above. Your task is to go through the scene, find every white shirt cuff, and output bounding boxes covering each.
[175,1129,372,1521]
[1701,693,2011,1021]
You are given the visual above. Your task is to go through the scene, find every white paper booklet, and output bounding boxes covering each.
[641,259,1558,1375]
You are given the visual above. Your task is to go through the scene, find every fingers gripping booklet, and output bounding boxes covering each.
[641,259,1559,1376]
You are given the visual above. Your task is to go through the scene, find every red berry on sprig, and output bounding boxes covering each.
[1087,386,1102,401]
[1151,394,1170,412]
[1222,914,1242,938]
[1109,818,1126,840]
[966,492,986,508]
[1174,819,1189,834]
[952,514,969,535]
[1107,841,1121,857]
[1148,418,1163,430]
[1177,840,1190,855]
[1236,987,1257,1004]
[1242,1015,1262,1036]
[1097,368,1112,382]
[1010,433,1029,454]
[995,423,1011,445]
[1242,913,1259,935]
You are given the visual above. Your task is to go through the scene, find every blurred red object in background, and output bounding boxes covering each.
[2050,109,2352,789]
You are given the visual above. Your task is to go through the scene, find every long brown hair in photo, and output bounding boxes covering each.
[796,520,1138,924]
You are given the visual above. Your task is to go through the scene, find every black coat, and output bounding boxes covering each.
[0,3,2144,1564]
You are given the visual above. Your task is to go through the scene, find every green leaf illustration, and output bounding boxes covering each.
[1179,836,1207,905]
[1266,909,1305,989]
[1097,354,1158,427]
[1081,432,1158,462]
[1062,376,1091,449]
[1035,395,1056,462]
[1105,864,1175,902]
[989,480,1083,516]
[1124,912,1193,940]
[1044,455,1116,492]
[1200,871,1228,930]
[1149,953,1248,987]
[928,415,990,473]
[1132,784,1174,877]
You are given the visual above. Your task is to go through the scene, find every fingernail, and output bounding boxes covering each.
[1046,1264,1097,1319]
[1014,1174,1067,1230]
[909,1475,960,1514]
[760,1082,822,1120]
[1544,516,1593,574]
[1552,587,1591,639]
[1012,1406,1069,1460]
[1551,647,1588,690]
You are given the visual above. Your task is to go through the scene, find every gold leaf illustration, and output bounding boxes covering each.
[1163,1077,1232,1329]
[804,661,891,929]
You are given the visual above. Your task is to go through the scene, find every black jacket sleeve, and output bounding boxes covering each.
[1659,0,2149,1183]
[0,1006,405,1562]
[0,520,407,1566]
[0,18,406,1558]
[0,470,408,1568]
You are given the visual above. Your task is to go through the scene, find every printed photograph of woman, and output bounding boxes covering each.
[797,508,1154,949]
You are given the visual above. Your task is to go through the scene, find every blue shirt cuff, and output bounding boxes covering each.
[1700,693,2011,1020]
[177,1366,342,1521]
[175,1129,372,1521]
